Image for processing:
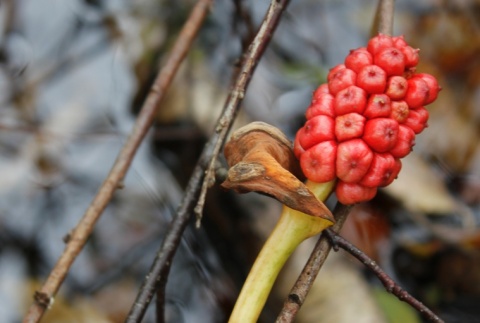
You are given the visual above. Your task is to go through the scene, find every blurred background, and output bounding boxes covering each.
[0,0,479,322]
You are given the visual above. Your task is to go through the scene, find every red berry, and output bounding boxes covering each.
[403,67,417,79]
[300,141,337,183]
[345,47,373,73]
[392,35,407,49]
[363,118,399,152]
[306,92,335,119]
[312,84,330,102]
[401,46,419,68]
[336,181,377,205]
[385,76,408,100]
[417,73,441,105]
[293,129,306,159]
[356,65,387,94]
[328,68,357,95]
[404,106,429,134]
[298,115,335,149]
[404,76,429,108]
[327,64,346,81]
[390,125,416,158]
[390,100,409,123]
[374,47,405,76]
[367,33,393,55]
[334,85,367,115]
[364,94,391,118]
[359,153,400,187]
[336,139,373,183]
[335,112,365,142]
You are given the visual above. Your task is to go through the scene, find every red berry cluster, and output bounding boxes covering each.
[294,34,440,205]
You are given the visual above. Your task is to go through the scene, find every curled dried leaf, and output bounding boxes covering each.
[222,122,334,222]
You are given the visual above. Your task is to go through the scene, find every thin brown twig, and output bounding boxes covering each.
[22,1,213,322]
[232,0,256,52]
[124,0,291,322]
[275,203,352,323]
[193,0,291,226]
[326,230,445,323]
[125,155,207,323]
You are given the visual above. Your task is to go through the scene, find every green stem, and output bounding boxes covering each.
[228,180,335,323]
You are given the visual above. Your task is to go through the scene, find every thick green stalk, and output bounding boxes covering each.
[228,180,335,323]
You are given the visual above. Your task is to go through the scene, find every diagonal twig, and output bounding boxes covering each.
[193,0,292,226]
[125,0,292,322]
[325,230,445,323]
[22,1,213,322]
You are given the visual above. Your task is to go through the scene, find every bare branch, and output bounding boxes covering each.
[22,1,213,322]
[275,204,352,323]
[325,230,445,323]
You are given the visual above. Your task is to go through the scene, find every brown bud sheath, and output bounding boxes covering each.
[222,122,334,222]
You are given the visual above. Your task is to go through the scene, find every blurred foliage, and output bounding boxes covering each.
[372,287,421,323]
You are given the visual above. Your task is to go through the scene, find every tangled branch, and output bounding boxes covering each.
[125,0,292,322]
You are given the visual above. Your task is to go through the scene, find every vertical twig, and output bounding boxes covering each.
[22,1,213,322]
[325,231,445,323]
[275,204,352,323]
[372,0,396,36]
[125,0,291,322]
